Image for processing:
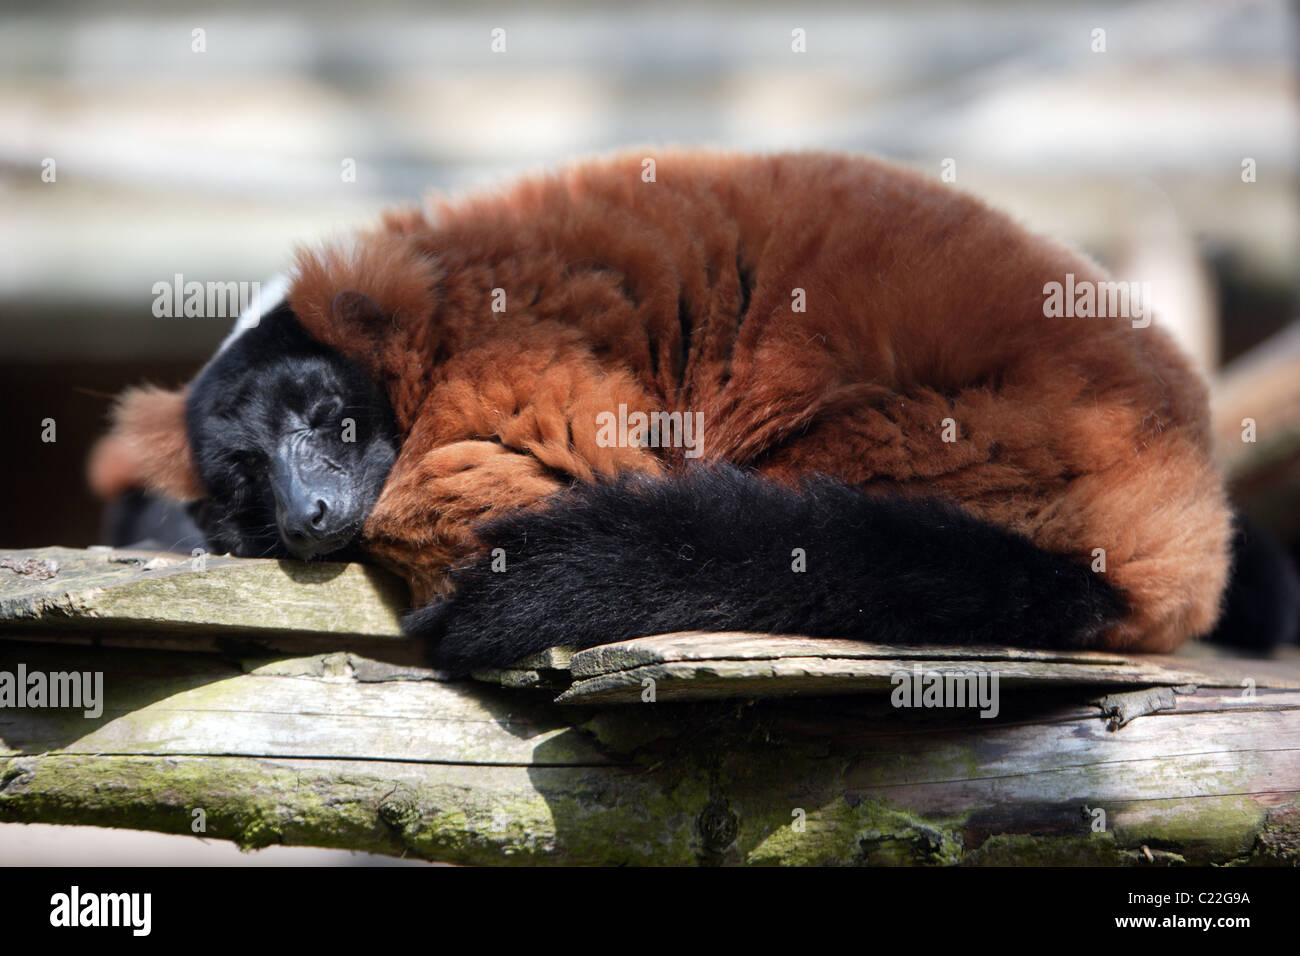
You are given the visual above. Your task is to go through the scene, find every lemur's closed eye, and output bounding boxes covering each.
[184,303,398,561]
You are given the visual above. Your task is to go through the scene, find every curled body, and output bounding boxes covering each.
[93,151,1233,672]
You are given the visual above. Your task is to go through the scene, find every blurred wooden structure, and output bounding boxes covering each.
[1213,321,1300,541]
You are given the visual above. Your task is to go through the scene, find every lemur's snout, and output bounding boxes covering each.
[272,449,360,558]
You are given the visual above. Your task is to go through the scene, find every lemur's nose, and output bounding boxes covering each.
[281,496,347,558]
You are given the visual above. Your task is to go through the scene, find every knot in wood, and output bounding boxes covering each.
[697,796,738,853]
[378,790,420,829]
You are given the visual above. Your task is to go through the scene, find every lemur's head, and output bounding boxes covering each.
[184,302,399,559]
[91,234,438,560]
[91,301,398,561]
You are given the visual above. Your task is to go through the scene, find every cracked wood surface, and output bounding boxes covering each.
[2,547,1299,863]
[2,639,1298,864]
[0,546,419,663]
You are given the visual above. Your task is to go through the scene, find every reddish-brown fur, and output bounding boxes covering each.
[98,151,1231,651]
[88,385,204,502]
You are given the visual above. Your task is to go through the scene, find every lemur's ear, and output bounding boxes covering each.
[331,289,388,327]
[87,385,205,501]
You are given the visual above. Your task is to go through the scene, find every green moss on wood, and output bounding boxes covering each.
[746,797,966,866]
[1111,795,1265,863]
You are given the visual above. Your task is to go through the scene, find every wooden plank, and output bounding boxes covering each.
[0,649,607,767]
[2,639,1297,864]
[0,546,413,659]
[569,632,1136,674]
[555,658,1207,705]
[557,633,1210,705]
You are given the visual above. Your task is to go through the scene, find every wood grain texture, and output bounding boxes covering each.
[0,546,407,635]
[0,546,420,662]
[2,636,1299,864]
[558,633,1210,704]
[2,549,1299,864]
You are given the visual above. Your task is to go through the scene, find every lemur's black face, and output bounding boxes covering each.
[185,303,398,561]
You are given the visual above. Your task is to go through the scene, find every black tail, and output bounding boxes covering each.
[404,465,1126,675]
[1204,512,1300,651]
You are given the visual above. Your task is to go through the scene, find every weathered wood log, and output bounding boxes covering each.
[0,546,416,659]
[2,547,1299,865]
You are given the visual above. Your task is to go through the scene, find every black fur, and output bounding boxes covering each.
[404,466,1127,675]
[104,488,206,553]
[185,304,398,560]
[1205,513,1300,651]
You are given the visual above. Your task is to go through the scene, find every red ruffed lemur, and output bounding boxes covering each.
[89,150,1265,674]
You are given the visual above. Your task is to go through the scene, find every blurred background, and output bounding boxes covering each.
[0,0,1297,860]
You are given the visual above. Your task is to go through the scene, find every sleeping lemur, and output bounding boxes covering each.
[90,150,1291,674]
